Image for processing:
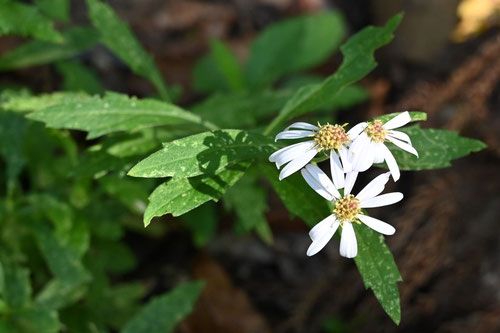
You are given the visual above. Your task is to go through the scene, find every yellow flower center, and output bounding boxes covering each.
[314,123,350,151]
[365,120,387,143]
[333,194,361,224]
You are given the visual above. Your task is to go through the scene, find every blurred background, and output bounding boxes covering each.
[1,0,500,332]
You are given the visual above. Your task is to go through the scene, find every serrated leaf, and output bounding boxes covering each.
[35,0,69,22]
[129,130,275,178]
[246,11,346,89]
[354,224,402,324]
[28,92,212,139]
[143,163,248,226]
[389,125,486,170]
[2,92,89,112]
[260,163,330,226]
[264,13,403,135]
[122,281,204,333]
[0,27,98,71]
[224,175,272,242]
[193,39,244,94]
[0,0,63,42]
[86,0,170,101]
[55,60,104,95]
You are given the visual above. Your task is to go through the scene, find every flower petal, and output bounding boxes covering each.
[388,137,419,157]
[279,148,318,180]
[275,130,315,142]
[269,141,316,167]
[382,111,411,130]
[339,222,358,258]
[330,150,345,189]
[358,214,395,235]
[338,146,352,172]
[355,172,391,201]
[285,122,319,131]
[347,122,368,140]
[373,142,385,164]
[387,130,411,144]
[344,171,358,195]
[381,144,400,182]
[307,218,339,256]
[351,135,375,172]
[301,164,340,200]
[361,192,403,208]
[309,215,338,240]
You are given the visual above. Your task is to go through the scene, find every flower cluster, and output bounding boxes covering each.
[269,112,418,258]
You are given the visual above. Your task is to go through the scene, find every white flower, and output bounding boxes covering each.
[348,111,419,181]
[268,122,361,182]
[301,164,402,258]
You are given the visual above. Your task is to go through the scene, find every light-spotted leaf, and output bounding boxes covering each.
[128,130,275,178]
[86,0,170,101]
[389,125,486,170]
[27,92,213,139]
[122,281,204,333]
[246,11,346,89]
[0,27,98,71]
[354,223,402,324]
[2,92,89,112]
[144,163,248,226]
[260,163,330,226]
[265,13,403,134]
[0,0,63,42]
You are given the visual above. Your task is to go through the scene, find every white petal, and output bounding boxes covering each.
[279,148,318,180]
[355,172,391,201]
[338,146,352,172]
[361,192,403,208]
[382,111,411,130]
[344,171,358,195]
[373,143,385,164]
[351,136,375,172]
[309,215,338,240]
[339,222,358,258]
[381,144,400,182]
[269,141,316,167]
[275,130,315,142]
[285,122,319,131]
[347,122,368,140]
[307,218,339,256]
[388,137,419,157]
[330,150,345,189]
[358,215,395,235]
[387,130,411,144]
[301,164,340,200]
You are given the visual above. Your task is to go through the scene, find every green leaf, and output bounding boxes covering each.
[246,11,346,89]
[372,111,427,124]
[28,92,214,139]
[260,163,330,226]
[128,130,275,178]
[1,263,31,309]
[31,223,90,285]
[143,163,248,226]
[86,0,170,101]
[0,111,27,194]
[193,39,244,94]
[224,175,272,243]
[0,0,63,42]
[35,279,86,310]
[353,224,402,324]
[2,91,88,112]
[0,27,99,71]
[0,308,60,333]
[264,13,403,135]
[183,203,218,247]
[35,0,69,22]
[99,175,150,214]
[122,281,204,333]
[388,125,487,170]
[55,60,105,95]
